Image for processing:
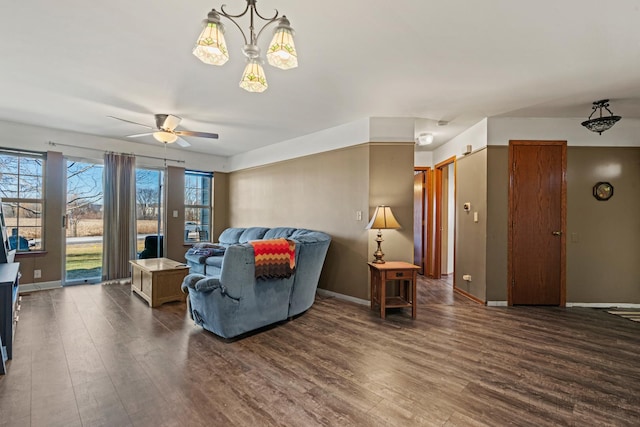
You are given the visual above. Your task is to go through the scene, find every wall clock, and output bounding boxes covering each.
[593,182,614,201]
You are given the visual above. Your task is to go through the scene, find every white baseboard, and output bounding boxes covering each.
[487,301,640,308]
[566,302,640,308]
[20,281,62,293]
[317,288,369,306]
[487,301,508,307]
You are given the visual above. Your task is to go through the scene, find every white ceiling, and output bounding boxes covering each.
[2,0,639,157]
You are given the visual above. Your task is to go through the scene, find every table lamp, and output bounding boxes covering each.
[366,205,401,264]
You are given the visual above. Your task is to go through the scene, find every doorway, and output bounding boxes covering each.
[64,159,104,284]
[413,168,429,275]
[414,157,456,280]
[508,140,566,306]
[431,156,456,280]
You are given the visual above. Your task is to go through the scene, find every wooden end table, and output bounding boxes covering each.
[129,258,190,307]
[368,261,420,319]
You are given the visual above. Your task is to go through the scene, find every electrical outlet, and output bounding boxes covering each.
[356,210,362,221]
[34,269,42,279]
[462,274,472,281]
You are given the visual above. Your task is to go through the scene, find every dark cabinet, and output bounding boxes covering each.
[0,262,20,374]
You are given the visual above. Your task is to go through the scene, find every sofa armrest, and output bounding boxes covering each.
[182,273,206,293]
[194,276,222,292]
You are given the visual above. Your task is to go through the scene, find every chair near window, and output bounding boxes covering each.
[8,229,29,251]
[198,230,209,242]
[138,235,163,259]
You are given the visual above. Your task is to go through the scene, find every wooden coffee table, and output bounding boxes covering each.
[129,258,189,307]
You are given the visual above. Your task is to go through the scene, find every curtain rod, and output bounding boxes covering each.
[47,141,186,164]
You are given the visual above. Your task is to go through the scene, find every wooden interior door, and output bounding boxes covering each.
[432,166,442,279]
[413,171,426,274]
[508,141,566,306]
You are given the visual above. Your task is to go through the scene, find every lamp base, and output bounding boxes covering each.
[372,230,385,263]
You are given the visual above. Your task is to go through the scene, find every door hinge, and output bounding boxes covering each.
[511,279,515,287]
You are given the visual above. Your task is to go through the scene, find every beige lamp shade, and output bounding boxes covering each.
[366,206,401,230]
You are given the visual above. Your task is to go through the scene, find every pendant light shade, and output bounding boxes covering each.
[581,99,621,135]
[192,11,229,66]
[267,17,298,70]
[239,59,268,93]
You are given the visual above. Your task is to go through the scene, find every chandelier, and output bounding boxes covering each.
[193,0,298,93]
[581,99,621,135]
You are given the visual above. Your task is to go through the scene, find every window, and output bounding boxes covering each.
[0,149,45,251]
[136,168,164,254]
[184,170,213,243]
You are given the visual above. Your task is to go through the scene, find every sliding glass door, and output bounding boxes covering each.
[65,160,104,284]
[64,160,165,284]
[135,168,164,256]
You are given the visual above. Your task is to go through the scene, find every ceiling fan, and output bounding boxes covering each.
[108,114,219,147]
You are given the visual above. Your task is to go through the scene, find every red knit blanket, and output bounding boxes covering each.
[250,238,296,279]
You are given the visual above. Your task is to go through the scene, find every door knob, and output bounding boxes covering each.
[552,231,562,236]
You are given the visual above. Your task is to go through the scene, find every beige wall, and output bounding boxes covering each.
[483,146,640,303]
[485,146,509,301]
[367,144,415,265]
[165,166,185,262]
[212,172,229,241]
[566,147,640,302]
[455,148,488,301]
[17,151,65,284]
[227,143,415,300]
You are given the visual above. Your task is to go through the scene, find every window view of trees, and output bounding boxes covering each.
[184,171,213,242]
[135,168,164,241]
[0,150,45,251]
[66,161,103,238]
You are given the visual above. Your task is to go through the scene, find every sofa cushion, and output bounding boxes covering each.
[205,255,224,269]
[239,227,270,243]
[263,227,297,239]
[186,246,226,263]
[218,228,245,245]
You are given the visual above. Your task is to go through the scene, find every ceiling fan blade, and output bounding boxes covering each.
[155,114,182,131]
[126,132,154,138]
[175,137,191,148]
[175,130,219,139]
[108,116,154,129]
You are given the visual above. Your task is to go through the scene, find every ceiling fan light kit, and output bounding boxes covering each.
[153,131,178,144]
[581,99,622,135]
[109,114,219,148]
[193,0,298,93]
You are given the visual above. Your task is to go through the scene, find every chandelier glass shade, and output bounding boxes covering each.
[266,18,298,70]
[581,99,622,135]
[193,19,229,66]
[193,0,298,93]
[239,58,268,93]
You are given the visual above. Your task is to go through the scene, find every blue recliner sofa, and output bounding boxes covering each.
[182,227,331,339]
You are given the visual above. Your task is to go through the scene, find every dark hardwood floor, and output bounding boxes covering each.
[1,275,639,426]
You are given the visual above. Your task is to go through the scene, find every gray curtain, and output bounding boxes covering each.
[102,153,137,281]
